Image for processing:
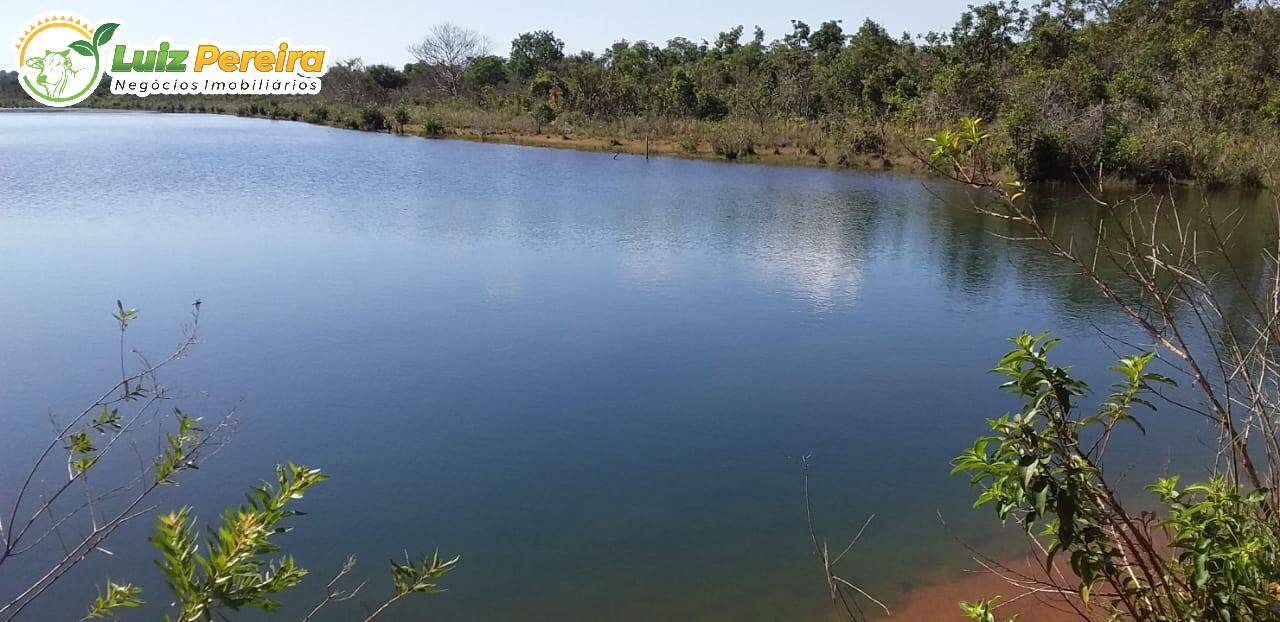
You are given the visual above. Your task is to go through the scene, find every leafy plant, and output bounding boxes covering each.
[925,116,996,184]
[148,464,324,621]
[392,106,411,133]
[0,303,460,621]
[924,114,1280,620]
[954,333,1280,621]
[959,597,1015,622]
[82,580,143,621]
[1148,477,1280,618]
[359,105,387,131]
[421,117,446,137]
[76,463,461,622]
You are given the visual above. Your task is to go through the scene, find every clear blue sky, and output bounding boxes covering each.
[4,0,970,71]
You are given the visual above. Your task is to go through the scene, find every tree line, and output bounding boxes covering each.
[314,0,1280,184]
[3,0,1278,184]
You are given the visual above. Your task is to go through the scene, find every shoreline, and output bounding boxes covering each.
[882,554,1091,622]
[435,125,936,177]
[1,106,1239,193]
[0,104,930,173]
[0,105,1007,186]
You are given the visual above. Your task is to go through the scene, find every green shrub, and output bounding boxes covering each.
[359,105,387,131]
[1259,90,1280,125]
[1002,106,1069,181]
[956,333,1280,622]
[695,94,729,121]
[304,103,330,123]
[708,123,755,159]
[530,101,556,132]
[677,131,700,153]
[846,124,885,156]
[928,63,1005,120]
[1098,122,1140,174]
[393,106,412,133]
[421,117,446,137]
[1106,70,1162,109]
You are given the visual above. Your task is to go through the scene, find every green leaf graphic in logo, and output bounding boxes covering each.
[68,40,94,56]
[18,20,121,106]
[93,23,118,48]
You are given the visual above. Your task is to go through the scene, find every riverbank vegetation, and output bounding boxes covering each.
[0,302,458,621]
[4,0,1280,185]
[929,118,1280,621]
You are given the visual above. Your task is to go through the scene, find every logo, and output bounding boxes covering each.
[13,12,329,107]
[14,13,117,107]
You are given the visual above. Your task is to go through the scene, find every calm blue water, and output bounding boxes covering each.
[0,111,1236,620]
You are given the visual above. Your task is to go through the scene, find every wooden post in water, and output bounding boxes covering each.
[645,134,650,161]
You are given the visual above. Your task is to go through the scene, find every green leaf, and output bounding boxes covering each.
[73,456,101,475]
[68,40,94,56]
[67,431,95,454]
[93,23,120,48]
[1193,554,1209,587]
[85,580,143,619]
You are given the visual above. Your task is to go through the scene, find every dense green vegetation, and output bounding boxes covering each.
[929,117,1280,622]
[5,0,1279,185]
[955,335,1280,621]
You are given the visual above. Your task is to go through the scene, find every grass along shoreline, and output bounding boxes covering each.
[6,94,1277,187]
[0,97,1034,184]
[33,96,941,177]
[11,101,1263,196]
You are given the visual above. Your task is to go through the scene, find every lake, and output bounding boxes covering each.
[0,111,1255,620]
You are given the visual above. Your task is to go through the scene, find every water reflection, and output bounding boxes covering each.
[0,111,1272,621]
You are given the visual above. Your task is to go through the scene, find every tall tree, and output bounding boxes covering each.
[509,30,565,81]
[407,23,490,96]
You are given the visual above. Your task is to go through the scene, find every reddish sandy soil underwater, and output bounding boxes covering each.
[883,555,1093,622]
